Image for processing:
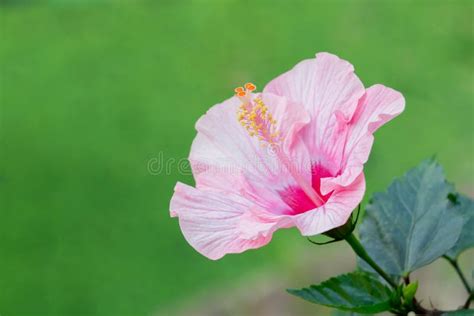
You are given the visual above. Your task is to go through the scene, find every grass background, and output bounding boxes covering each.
[0,0,473,315]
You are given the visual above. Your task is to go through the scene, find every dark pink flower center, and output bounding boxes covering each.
[278,164,334,215]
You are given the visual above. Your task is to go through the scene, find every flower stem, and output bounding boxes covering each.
[344,233,398,289]
[444,256,472,298]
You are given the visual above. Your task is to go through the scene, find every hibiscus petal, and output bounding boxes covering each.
[293,173,365,236]
[189,92,312,213]
[264,52,365,154]
[320,84,405,194]
[170,182,277,260]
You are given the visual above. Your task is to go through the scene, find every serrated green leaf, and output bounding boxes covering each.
[359,159,465,276]
[445,194,474,260]
[287,272,392,314]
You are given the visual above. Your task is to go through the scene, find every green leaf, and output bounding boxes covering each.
[445,194,474,260]
[359,159,465,276]
[287,272,392,314]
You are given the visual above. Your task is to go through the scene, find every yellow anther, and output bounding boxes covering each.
[236,96,282,146]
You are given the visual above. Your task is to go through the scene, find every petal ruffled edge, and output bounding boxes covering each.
[264,52,364,120]
[170,182,281,260]
[264,52,366,154]
[320,84,405,195]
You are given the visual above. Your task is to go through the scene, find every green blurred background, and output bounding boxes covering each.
[1,0,473,315]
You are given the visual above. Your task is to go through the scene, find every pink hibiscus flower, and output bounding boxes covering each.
[170,52,405,260]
